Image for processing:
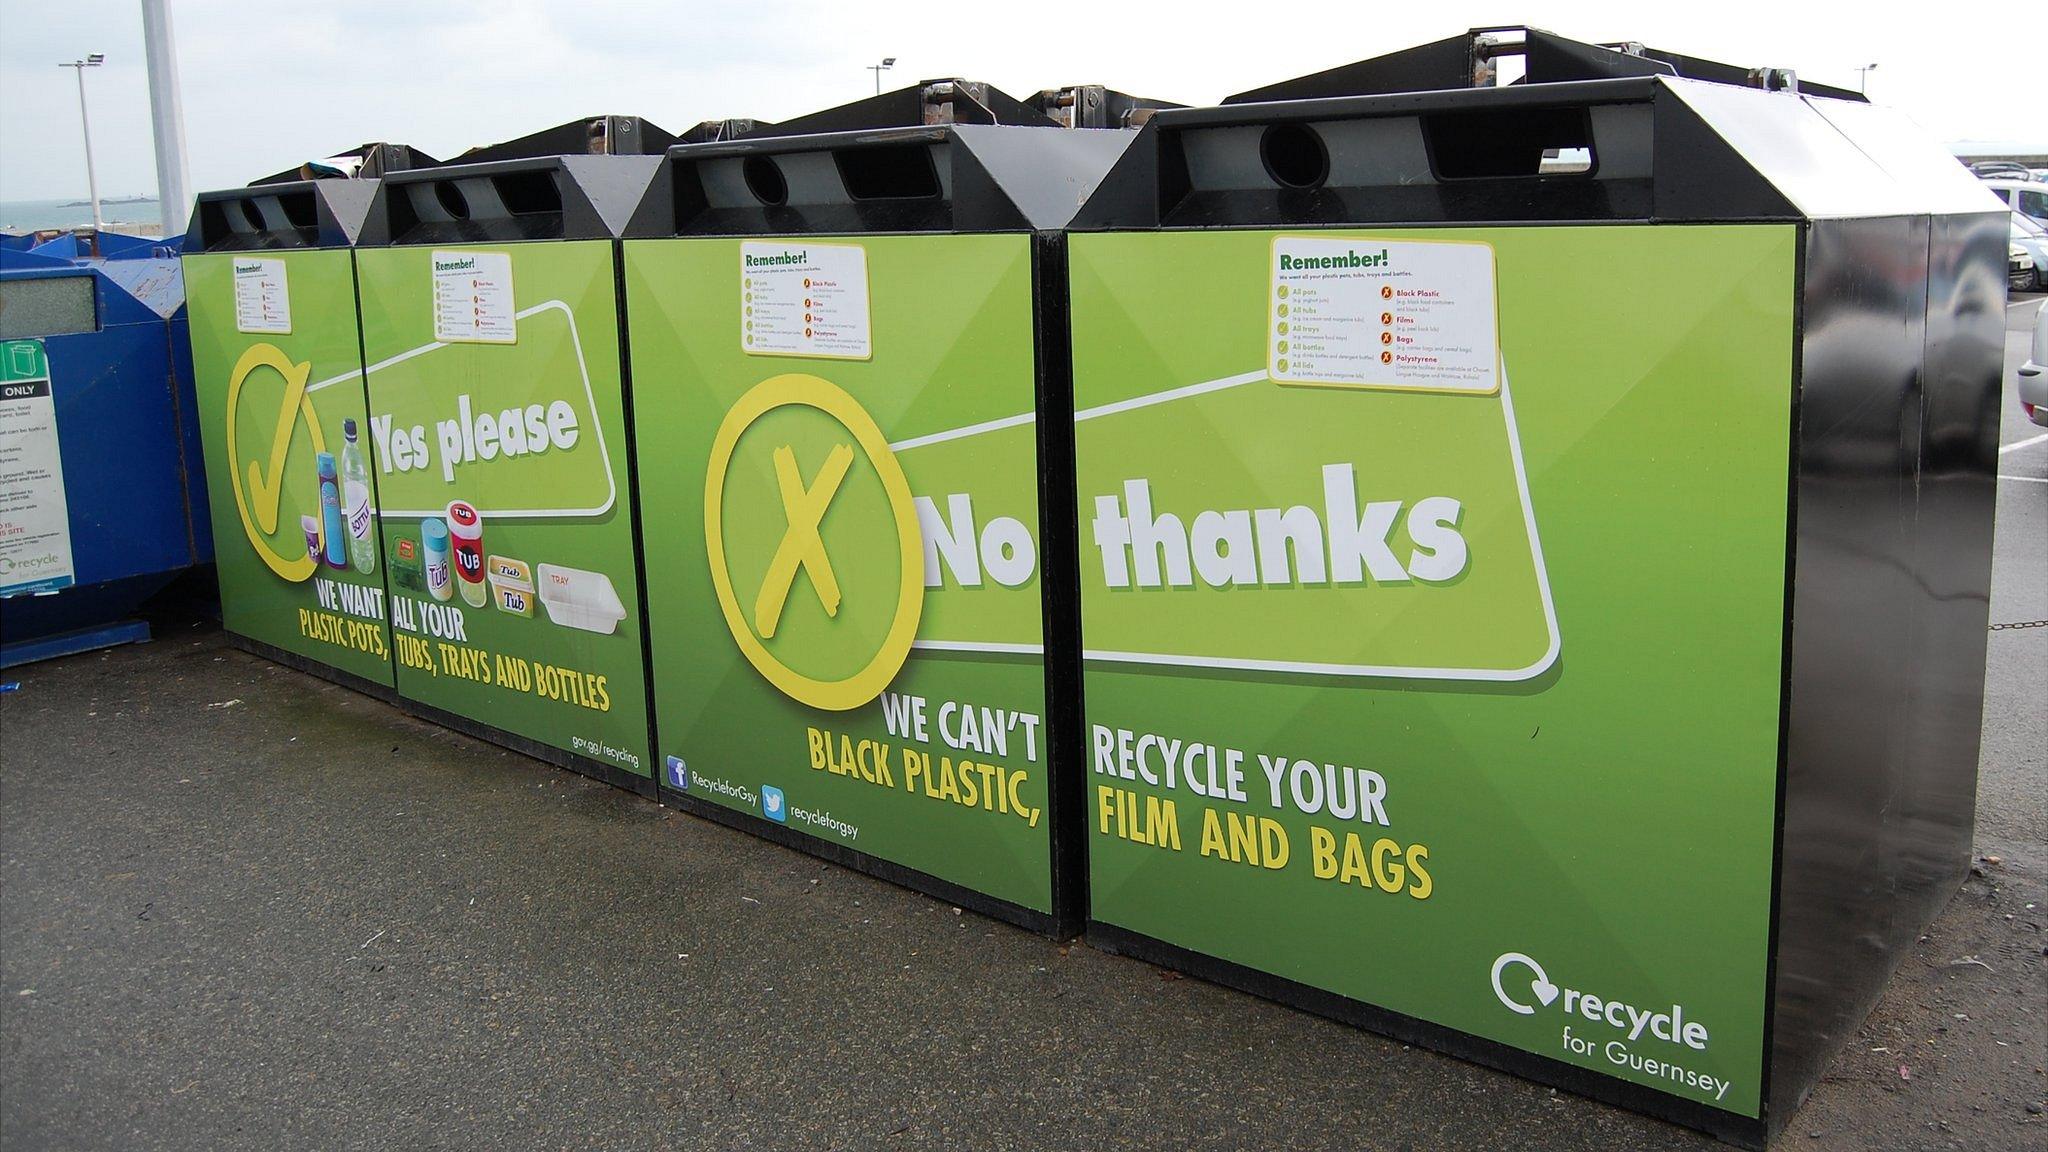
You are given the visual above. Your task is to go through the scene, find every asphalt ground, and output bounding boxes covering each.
[2,297,2042,1151]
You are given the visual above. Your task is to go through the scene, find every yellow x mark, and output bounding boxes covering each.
[753,443,854,638]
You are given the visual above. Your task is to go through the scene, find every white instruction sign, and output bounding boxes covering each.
[1269,236,1499,394]
[233,258,292,335]
[432,250,517,344]
[740,241,872,360]
[0,340,76,597]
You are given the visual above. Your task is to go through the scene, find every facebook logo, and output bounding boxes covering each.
[665,756,689,790]
[760,784,786,822]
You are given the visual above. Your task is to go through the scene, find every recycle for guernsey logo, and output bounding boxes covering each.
[224,343,323,583]
[704,373,924,712]
[1490,951,1561,1014]
[1490,950,1714,1052]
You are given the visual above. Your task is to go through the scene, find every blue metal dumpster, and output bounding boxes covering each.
[0,232,206,665]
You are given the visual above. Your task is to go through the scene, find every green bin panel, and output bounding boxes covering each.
[355,240,652,778]
[1071,224,1796,1119]
[184,249,395,686]
[628,233,1055,914]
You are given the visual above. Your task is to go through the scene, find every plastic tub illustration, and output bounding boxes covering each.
[488,555,536,617]
[536,564,625,634]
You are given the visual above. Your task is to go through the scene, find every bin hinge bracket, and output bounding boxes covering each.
[1748,67,1800,93]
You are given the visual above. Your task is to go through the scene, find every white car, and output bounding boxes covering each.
[2013,215,2048,292]
[1982,177,2048,228]
[2016,240,2039,293]
[2020,301,2047,427]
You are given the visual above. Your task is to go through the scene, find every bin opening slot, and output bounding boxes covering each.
[276,192,317,229]
[743,156,789,207]
[202,192,318,246]
[1260,123,1330,190]
[433,181,472,220]
[493,170,563,216]
[1423,106,1594,179]
[833,143,941,200]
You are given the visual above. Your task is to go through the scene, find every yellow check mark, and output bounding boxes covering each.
[224,343,322,581]
[232,344,315,536]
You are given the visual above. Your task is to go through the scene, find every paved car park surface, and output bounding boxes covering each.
[2,296,2041,1152]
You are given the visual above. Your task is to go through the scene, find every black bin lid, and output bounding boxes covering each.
[1027,85,1184,130]
[626,78,1154,238]
[359,154,662,245]
[444,115,679,165]
[186,180,380,252]
[625,123,1138,238]
[1072,29,2001,231]
[735,78,1059,139]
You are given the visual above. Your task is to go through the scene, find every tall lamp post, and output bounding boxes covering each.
[1854,62,1879,94]
[58,54,106,231]
[868,56,896,95]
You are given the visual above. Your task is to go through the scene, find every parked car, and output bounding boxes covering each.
[1981,177,2048,228]
[2013,215,2048,292]
[2015,241,2039,293]
[1972,160,2037,180]
[2020,301,2047,428]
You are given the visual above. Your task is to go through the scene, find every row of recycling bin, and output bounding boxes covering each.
[182,40,2009,1150]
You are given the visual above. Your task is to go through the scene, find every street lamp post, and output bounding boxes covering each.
[1854,62,1879,94]
[58,53,106,230]
[868,57,896,95]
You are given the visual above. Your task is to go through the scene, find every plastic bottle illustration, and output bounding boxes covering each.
[341,418,376,575]
[422,517,453,602]
[317,452,348,569]
[446,500,488,608]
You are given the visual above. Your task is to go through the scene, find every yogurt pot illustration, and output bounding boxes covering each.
[487,554,536,617]
[536,564,626,635]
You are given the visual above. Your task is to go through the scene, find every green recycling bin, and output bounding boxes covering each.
[622,119,1136,933]
[183,180,397,693]
[1064,30,2005,1148]
[353,156,660,792]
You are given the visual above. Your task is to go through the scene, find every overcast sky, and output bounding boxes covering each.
[0,0,2037,202]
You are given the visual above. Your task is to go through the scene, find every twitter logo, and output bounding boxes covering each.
[761,784,786,822]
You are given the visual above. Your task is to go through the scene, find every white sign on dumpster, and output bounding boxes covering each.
[0,339,76,596]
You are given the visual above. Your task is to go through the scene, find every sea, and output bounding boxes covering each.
[1,197,163,235]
